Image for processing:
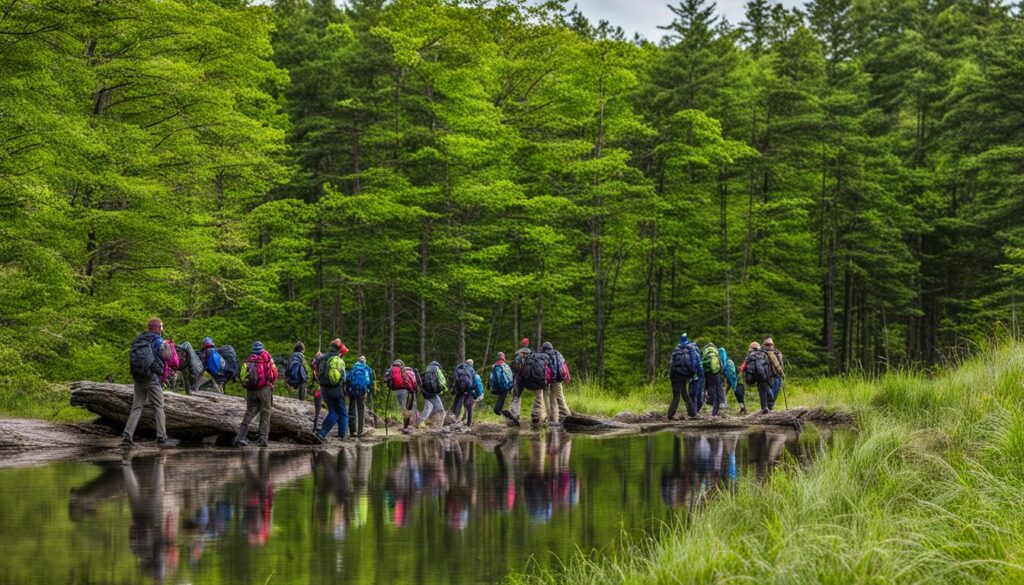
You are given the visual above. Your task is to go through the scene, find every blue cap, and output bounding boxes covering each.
[679,333,689,346]
[252,341,265,353]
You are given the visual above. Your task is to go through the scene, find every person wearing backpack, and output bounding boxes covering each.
[701,343,725,417]
[285,342,309,401]
[742,342,775,414]
[384,359,420,434]
[419,360,448,428]
[763,337,786,410]
[519,349,552,426]
[123,318,178,447]
[719,346,745,414]
[504,339,532,425]
[489,353,515,418]
[667,334,702,420]
[346,355,375,438]
[197,338,229,393]
[233,341,279,447]
[315,339,349,441]
[450,359,479,428]
[540,342,572,424]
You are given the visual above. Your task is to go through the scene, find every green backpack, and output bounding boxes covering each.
[702,344,723,375]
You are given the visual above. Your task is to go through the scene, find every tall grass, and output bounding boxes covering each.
[511,342,1024,584]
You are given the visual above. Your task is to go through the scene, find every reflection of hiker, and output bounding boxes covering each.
[540,342,572,424]
[243,450,273,546]
[234,341,279,448]
[346,355,375,437]
[124,318,178,447]
[763,337,786,410]
[285,342,309,401]
[742,342,775,414]
[124,455,179,582]
[667,334,701,420]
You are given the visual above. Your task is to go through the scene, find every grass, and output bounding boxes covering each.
[508,342,1024,584]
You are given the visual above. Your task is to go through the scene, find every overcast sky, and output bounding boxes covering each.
[568,0,800,43]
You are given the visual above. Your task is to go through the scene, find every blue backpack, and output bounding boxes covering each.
[669,342,702,379]
[286,352,307,387]
[206,348,223,376]
[489,362,514,393]
[348,362,372,397]
[473,373,484,400]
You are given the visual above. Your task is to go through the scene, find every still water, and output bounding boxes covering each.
[0,427,837,584]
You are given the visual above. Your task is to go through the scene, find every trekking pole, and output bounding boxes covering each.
[384,388,392,437]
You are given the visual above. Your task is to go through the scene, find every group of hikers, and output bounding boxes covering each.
[124,318,573,447]
[125,318,785,448]
[668,334,787,420]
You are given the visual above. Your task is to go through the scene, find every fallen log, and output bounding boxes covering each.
[70,381,322,444]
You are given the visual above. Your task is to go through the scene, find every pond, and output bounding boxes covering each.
[0,427,840,584]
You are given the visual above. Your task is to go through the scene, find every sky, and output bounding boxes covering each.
[567,0,800,43]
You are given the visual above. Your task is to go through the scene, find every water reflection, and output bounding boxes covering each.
[23,427,835,584]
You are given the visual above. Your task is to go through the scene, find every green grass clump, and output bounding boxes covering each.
[511,342,1024,584]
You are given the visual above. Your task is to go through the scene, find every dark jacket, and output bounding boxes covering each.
[132,332,164,385]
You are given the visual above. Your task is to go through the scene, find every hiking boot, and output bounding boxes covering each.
[311,433,325,444]
[257,438,269,448]
[400,427,410,435]
[688,414,703,420]
[739,406,747,414]
[234,438,249,447]
[121,433,135,447]
[156,437,180,448]
[761,408,769,414]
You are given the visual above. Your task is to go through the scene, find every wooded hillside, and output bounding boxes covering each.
[2,0,1022,394]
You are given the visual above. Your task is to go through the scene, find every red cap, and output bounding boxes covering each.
[330,338,348,355]
[521,337,529,347]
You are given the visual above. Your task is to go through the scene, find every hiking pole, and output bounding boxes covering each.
[384,388,392,437]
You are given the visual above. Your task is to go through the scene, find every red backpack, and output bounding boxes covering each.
[401,367,418,392]
[243,353,274,391]
[389,365,405,390]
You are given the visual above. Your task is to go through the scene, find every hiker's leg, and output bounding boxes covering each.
[420,395,436,423]
[509,387,522,419]
[493,391,507,415]
[348,395,358,436]
[320,396,340,436]
[355,396,365,436]
[313,393,322,430]
[298,382,307,402]
[668,378,682,419]
[464,397,475,426]
[709,376,721,416]
[769,377,781,410]
[554,382,571,418]
[146,382,167,440]
[336,395,349,438]
[757,381,770,412]
[395,390,410,429]
[451,393,464,420]
[530,388,546,423]
[123,382,151,439]
[684,379,698,417]
[235,391,261,442]
[257,387,272,442]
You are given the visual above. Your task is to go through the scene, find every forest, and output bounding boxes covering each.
[2,0,1023,395]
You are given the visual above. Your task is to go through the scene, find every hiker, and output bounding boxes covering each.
[419,360,448,428]
[719,346,745,413]
[451,359,479,427]
[701,343,725,417]
[174,341,204,394]
[315,339,349,440]
[540,342,572,424]
[519,346,552,425]
[197,338,235,393]
[742,341,775,414]
[489,352,515,416]
[385,359,420,434]
[123,318,178,446]
[346,355,375,437]
[233,341,279,447]
[503,338,532,425]
[667,333,702,420]
[764,337,785,410]
[285,342,309,401]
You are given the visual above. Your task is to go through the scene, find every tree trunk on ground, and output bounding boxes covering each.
[69,382,327,444]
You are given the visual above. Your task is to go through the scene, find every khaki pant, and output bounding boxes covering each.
[236,386,273,442]
[544,381,571,423]
[124,380,167,440]
[529,388,546,423]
